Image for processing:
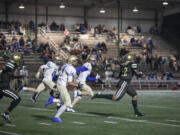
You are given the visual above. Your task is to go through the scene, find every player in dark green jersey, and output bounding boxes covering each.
[92,54,144,117]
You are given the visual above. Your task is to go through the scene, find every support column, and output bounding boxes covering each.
[155,9,158,28]
[83,6,88,27]
[5,1,9,22]
[117,0,120,57]
[46,6,48,25]
[34,0,38,54]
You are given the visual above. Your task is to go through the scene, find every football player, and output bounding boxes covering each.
[92,54,144,117]
[51,55,83,123]
[67,55,100,112]
[45,56,101,112]
[0,60,22,123]
[30,58,60,102]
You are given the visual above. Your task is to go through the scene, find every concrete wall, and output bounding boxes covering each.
[0,3,159,32]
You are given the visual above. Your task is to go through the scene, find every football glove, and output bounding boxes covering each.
[96,74,100,80]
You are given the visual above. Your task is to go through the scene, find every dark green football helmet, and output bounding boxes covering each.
[123,54,134,64]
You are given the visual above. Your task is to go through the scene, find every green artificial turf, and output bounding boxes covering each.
[0,90,180,135]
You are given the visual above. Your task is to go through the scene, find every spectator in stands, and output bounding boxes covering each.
[80,24,86,34]
[101,41,107,51]
[12,39,20,51]
[96,42,101,51]
[73,34,79,42]
[147,37,154,53]
[50,21,58,31]
[154,55,159,70]
[22,45,30,56]
[19,37,25,47]
[60,23,65,31]
[81,45,90,60]
[29,20,34,30]
[1,36,6,47]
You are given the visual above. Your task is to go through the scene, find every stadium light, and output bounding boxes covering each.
[59,3,66,8]
[100,8,106,14]
[19,4,25,9]
[162,1,168,6]
[132,7,139,12]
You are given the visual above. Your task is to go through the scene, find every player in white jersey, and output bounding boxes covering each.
[67,56,101,112]
[45,56,101,112]
[31,59,60,102]
[51,55,83,123]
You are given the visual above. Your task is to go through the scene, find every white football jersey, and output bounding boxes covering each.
[78,62,92,82]
[41,61,59,81]
[57,63,76,87]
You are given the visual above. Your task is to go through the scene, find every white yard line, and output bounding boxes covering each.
[166,120,180,123]
[39,122,52,126]
[80,101,180,110]
[17,106,180,128]
[109,116,180,127]
[104,121,118,124]
[0,131,20,135]
[5,124,16,127]
[72,121,86,125]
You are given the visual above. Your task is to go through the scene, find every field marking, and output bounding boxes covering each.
[104,121,118,124]
[166,120,180,123]
[81,101,180,110]
[72,121,86,125]
[5,124,16,127]
[10,105,180,128]
[39,122,52,126]
[108,116,180,127]
[0,130,20,135]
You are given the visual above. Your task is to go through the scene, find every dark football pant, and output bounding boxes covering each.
[0,89,21,112]
[115,80,137,101]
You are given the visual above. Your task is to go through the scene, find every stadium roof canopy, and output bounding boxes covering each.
[1,0,180,10]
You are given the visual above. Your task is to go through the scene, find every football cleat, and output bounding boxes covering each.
[52,117,64,123]
[66,107,76,112]
[45,96,54,107]
[135,112,145,117]
[91,93,99,100]
[30,97,37,103]
[1,113,11,123]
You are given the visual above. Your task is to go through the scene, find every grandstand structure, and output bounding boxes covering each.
[0,0,180,90]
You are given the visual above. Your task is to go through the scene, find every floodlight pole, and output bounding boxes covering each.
[35,0,38,54]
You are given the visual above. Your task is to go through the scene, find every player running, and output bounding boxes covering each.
[0,60,22,123]
[51,55,83,123]
[92,54,144,117]
[45,56,101,112]
[31,58,61,102]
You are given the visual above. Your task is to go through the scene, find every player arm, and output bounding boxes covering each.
[86,75,96,82]
[134,69,143,75]
[76,66,88,73]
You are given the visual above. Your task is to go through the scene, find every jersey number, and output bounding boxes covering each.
[122,67,128,77]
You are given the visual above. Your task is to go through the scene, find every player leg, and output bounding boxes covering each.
[45,90,62,108]
[52,85,71,123]
[126,85,144,117]
[92,80,127,101]
[1,89,21,123]
[31,82,45,102]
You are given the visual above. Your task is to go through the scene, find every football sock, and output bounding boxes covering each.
[132,100,138,113]
[55,105,66,118]
[53,98,61,103]
[95,94,113,100]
